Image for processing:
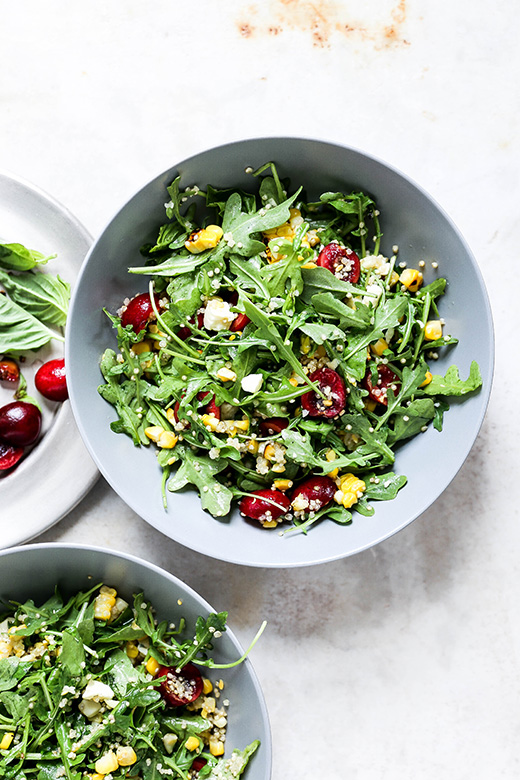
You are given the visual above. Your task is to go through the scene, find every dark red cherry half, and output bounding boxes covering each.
[191,757,207,772]
[0,442,24,470]
[239,489,291,523]
[317,243,360,283]
[197,392,221,420]
[178,312,205,340]
[121,292,163,334]
[35,359,68,402]
[258,418,288,436]
[362,364,401,406]
[301,367,346,418]
[230,313,251,332]
[0,402,42,446]
[291,476,336,512]
[157,662,203,707]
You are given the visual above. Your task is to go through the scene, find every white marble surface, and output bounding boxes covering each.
[2,1,518,777]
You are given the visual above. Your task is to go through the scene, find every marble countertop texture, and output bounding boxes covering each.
[1,1,518,777]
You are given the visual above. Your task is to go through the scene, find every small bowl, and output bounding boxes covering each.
[66,137,494,567]
[0,543,271,778]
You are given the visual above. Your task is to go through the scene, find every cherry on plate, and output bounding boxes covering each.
[239,488,291,524]
[0,442,24,471]
[291,475,337,512]
[258,418,288,436]
[301,367,346,418]
[121,292,163,334]
[0,358,19,383]
[317,243,360,283]
[35,359,68,402]
[362,364,401,406]
[157,662,203,707]
[0,402,42,447]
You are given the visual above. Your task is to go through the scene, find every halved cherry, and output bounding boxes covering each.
[301,367,346,418]
[0,442,24,471]
[362,364,400,406]
[0,401,42,446]
[34,359,68,402]
[157,662,203,707]
[317,243,360,283]
[230,312,251,332]
[197,391,221,420]
[291,475,337,512]
[120,292,163,334]
[259,418,288,436]
[191,758,207,773]
[0,358,19,383]
[178,312,205,340]
[239,488,291,524]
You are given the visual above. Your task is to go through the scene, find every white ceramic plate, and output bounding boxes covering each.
[0,170,98,545]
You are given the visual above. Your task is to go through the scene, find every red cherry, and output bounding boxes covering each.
[0,358,19,383]
[301,367,346,418]
[197,392,221,420]
[230,312,251,332]
[259,418,288,436]
[34,359,68,402]
[157,663,203,707]
[291,476,337,513]
[0,402,42,446]
[317,243,360,283]
[362,364,401,406]
[120,292,162,334]
[191,757,207,772]
[0,441,24,470]
[178,312,205,340]
[239,489,291,524]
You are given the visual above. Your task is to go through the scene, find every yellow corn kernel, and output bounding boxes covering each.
[420,370,433,387]
[424,320,443,341]
[289,207,303,225]
[273,479,293,491]
[116,746,137,766]
[157,431,178,449]
[301,261,317,269]
[263,444,276,462]
[327,467,339,479]
[371,338,388,356]
[89,774,105,780]
[185,224,223,254]
[363,398,377,412]
[231,419,250,432]
[125,641,139,659]
[399,268,423,292]
[145,656,161,676]
[201,413,220,431]
[0,733,14,750]
[271,463,286,473]
[132,340,152,355]
[288,371,303,387]
[216,366,237,382]
[325,449,337,462]
[307,229,320,247]
[336,474,367,509]
[144,426,164,443]
[245,439,259,455]
[166,407,177,424]
[388,270,400,287]
[185,736,200,752]
[94,587,117,621]
[261,518,279,528]
[203,696,216,713]
[95,751,119,775]
[300,335,312,355]
[209,738,225,757]
[340,473,365,491]
[202,678,213,695]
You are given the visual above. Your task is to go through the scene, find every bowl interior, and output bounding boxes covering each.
[66,137,494,567]
[0,543,271,778]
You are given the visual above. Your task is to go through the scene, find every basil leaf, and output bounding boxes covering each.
[0,269,70,326]
[0,242,53,271]
[0,294,61,354]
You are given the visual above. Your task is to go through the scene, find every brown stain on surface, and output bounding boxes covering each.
[236,0,410,49]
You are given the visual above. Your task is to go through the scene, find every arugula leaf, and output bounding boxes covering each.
[0,657,23,691]
[301,266,360,302]
[423,360,482,396]
[220,189,300,257]
[0,269,70,326]
[363,472,408,500]
[310,292,371,330]
[205,740,260,779]
[388,398,436,443]
[167,446,233,517]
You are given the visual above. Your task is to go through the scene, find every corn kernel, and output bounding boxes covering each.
[132,340,152,355]
[185,224,223,254]
[144,426,164,443]
[216,366,237,382]
[166,407,176,424]
[263,444,277,462]
[209,738,225,757]
[201,414,220,432]
[271,463,286,473]
[90,774,105,780]
[202,678,213,695]
[231,419,250,431]
[399,268,423,291]
[157,431,178,449]
[371,338,388,356]
[185,736,200,752]
[363,398,377,412]
[95,751,119,775]
[424,320,443,340]
[116,746,137,766]
[273,479,293,491]
[145,656,160,676]
[245,439,259,455]
[325,449,337,462]
[94,587,117,621]
[327,467,339,479]
[301,261,317,269]
[420,370,433,387]
[300,335,312,355]
[0,733,14,750]
[388,270,400,287]
[125,641,139,659]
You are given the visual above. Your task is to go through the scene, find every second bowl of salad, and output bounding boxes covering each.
[66,137,494,567]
